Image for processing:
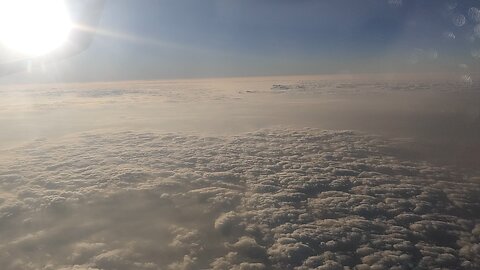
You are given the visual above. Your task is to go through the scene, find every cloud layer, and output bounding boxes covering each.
[0,128,479,269]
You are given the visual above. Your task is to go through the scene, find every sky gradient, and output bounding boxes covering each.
[2,0,480,83]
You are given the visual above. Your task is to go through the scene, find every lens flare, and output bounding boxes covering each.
[0,0,72,56]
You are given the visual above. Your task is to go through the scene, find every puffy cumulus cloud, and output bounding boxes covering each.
[210,237,269,270]
[92,248,158,270]
[0,128,479,269]
[215,211,244,235]
[268,237,314,267]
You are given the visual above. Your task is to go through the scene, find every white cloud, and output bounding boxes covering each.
[0,128,478,269]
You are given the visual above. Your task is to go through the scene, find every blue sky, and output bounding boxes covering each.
[3,0,480,82]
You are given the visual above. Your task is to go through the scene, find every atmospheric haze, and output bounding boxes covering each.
[1,0,480,269]
[0,75,479,269]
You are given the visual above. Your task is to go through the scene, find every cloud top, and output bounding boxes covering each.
[0,128,478,269]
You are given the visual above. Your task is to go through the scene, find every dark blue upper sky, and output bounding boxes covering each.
[4,0,480,82]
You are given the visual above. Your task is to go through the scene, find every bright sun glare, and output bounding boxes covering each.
[0,0,72,56]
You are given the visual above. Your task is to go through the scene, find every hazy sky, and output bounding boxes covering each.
[2,0,480,83]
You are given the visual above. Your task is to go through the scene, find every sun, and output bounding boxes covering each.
[0,0,72,57]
